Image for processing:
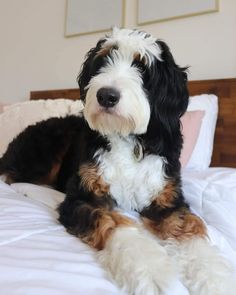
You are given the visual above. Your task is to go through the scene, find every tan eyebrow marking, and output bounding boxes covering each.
[133,52,148,65]
[97,44,118,57]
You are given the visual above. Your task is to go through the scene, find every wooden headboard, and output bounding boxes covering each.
[30,78,236,168]
[188,78,236,168]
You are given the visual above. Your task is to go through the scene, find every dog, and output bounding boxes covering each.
[0,28,235,295]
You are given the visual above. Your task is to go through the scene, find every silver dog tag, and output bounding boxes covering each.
[133,142,144,162]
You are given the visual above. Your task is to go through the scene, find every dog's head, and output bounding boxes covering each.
[78,28,188,137]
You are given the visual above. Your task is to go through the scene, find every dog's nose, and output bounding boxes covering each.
[97,87,120,108]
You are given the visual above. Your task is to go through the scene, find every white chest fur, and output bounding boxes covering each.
[96,135,166,212]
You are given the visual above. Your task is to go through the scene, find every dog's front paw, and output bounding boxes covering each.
[97,226,176,295]
[168,238,236,295]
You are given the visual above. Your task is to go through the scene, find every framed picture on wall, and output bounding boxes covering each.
[65,0,125,37]
[137,0,219,25]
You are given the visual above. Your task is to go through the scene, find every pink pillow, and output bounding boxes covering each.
[180,110,205,167]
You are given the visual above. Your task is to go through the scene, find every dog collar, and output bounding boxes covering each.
[133,141,144,162]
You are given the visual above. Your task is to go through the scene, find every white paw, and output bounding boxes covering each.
[97,227,176,295]
[165,238,236,295]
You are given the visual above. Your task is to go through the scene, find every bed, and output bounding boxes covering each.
[0,78,236,295]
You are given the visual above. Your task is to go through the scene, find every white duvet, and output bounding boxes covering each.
[0,168,236,295]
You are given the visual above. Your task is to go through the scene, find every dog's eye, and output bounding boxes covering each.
[97,44,119,57]
[131,60,146,73]
[112,44,119,51]
[92,55,107,75]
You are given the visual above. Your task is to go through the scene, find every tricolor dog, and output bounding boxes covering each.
[0,28,235,295]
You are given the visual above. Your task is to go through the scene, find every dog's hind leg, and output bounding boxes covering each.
[58,170,176,295]
[0,116,81,189]
[141,183,236,295]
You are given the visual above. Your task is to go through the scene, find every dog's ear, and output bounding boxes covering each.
[77,39,106,101]
[143,40,189,163]
[151,40,189,119]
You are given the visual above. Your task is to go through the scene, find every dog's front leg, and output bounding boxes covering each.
[98,222,177,295]
[58,165,130,250]
[58,166,175,295]
[141,182,236,295]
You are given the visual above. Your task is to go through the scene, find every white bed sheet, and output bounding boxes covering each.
[0,168,236,295]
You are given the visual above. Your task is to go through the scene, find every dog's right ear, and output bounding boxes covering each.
[77,39,106,101]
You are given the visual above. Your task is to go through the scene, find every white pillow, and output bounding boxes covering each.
[185,94,218,170]
[0,99,84,156]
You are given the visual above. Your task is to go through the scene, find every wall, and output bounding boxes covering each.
[0,0,235,102]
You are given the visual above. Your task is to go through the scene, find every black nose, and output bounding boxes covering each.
[97,87,120,108]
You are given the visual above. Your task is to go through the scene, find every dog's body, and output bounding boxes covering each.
[0,28,235,294]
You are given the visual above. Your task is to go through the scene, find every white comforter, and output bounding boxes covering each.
[0,168,236,295]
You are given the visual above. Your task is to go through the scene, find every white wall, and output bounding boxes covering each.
[0,0,235,103]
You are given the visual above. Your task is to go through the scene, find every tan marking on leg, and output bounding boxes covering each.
[154,181,178,208]
[79,164,109,197]
[43,162,62,185]
[143,208,207,241]
[82,209,134,250]
[41,143,71,186]
[5,174,14,184]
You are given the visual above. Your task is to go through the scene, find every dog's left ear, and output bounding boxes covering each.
[150,40,189,119]
[143,40,189,162]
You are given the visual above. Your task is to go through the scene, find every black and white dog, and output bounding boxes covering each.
[0,28,235,295]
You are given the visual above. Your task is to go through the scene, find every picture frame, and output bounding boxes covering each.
[65,0,125,37]
[137,0,219,26]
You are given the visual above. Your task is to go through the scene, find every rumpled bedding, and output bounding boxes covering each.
[0,168,236,295]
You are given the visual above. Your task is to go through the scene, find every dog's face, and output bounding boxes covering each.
[78,28,188,137]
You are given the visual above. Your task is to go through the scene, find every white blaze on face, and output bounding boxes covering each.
[83,28,162,136]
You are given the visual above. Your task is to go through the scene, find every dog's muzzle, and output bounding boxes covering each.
[96,87,120,108]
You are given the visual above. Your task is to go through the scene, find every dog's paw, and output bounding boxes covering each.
[97,226,176,295]
[166,238,236,295]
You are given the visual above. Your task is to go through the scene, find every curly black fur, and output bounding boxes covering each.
[0,116,109,191]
